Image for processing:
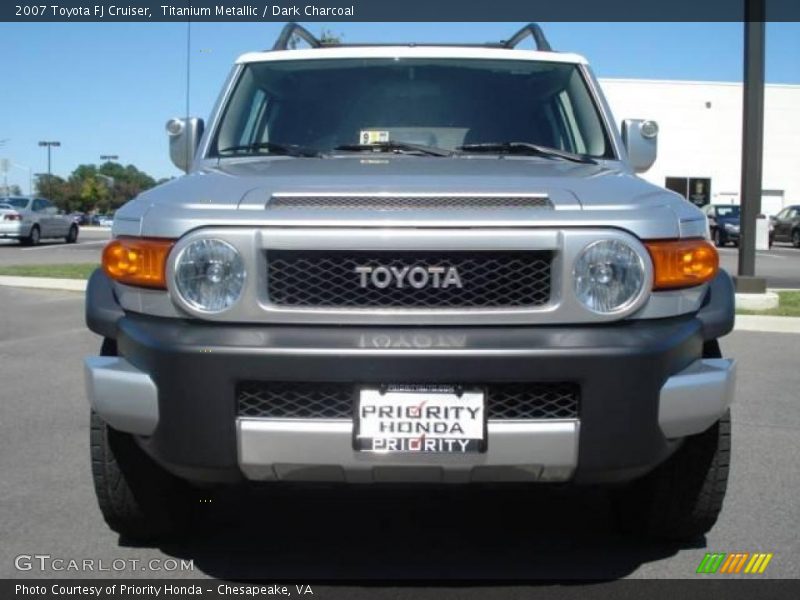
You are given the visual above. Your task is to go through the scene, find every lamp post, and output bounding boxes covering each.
[38,140,61,202]
[100,154,119,162]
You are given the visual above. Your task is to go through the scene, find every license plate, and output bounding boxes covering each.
[355,385,486,453]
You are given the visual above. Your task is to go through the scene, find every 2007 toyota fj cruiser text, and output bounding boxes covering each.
[85,24,736,541]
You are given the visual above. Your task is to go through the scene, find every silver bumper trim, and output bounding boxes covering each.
[658,358,736,439]
[237,419,579,483]
[84,356,159,436]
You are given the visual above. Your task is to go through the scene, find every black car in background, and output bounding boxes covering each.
[772,205,800,247]
[702,204,741,247]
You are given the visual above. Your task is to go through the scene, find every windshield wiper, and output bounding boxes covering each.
[457,142,596,164]
[334,141,453,157]
[217,141,323,158]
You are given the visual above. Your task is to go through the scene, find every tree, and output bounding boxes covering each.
[35,162,159,213]
[319,29,343,45]
[35,174,72,207]
[288,28,343,48]
[1,183,22,196]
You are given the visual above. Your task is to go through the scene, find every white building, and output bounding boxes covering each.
[599,79,800,216]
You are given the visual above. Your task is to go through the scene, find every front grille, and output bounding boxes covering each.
[237,382,579,421]
[238,382,354,419]
[266,250,552,308]
[486,383,580,420]
[269,195,552,211]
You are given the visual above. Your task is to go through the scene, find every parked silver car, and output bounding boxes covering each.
[0,197,79,245]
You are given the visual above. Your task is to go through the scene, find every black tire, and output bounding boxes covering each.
[66,224,79,244]
[792,229,800,248]
[90,339,191,540]
[22,225,40,246]
[712,229,723,247]
[615,410,731,541]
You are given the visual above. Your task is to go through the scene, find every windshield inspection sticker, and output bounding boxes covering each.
[360,130,390,144]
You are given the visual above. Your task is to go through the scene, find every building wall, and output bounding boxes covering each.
[598,79,800,215]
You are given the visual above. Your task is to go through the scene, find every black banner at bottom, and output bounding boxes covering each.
[4,579,800,600]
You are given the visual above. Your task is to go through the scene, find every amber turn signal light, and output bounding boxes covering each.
[645,239,719,290]
[102,237,175,289]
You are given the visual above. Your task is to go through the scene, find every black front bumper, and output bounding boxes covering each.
[85,269,735,485]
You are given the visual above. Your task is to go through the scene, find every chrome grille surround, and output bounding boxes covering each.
[164,226,655,325]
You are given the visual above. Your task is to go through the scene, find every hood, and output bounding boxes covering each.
[115,156,705,239]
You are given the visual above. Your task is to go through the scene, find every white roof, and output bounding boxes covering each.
[236,46,587,65]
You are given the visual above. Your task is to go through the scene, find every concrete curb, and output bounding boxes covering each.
[0,276,87,292]
[735,291,780,311]
[735,315,800,334]
[0,277,799,334]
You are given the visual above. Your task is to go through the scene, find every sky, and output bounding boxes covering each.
[1,21,799,193]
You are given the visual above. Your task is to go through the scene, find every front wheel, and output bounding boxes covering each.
[89,337,191,540]
[90,412,191,540]
[65,224,78,244]
[712,229,724,247]
[615,410,731,541]
[22,225,40,246]
[792,229,800,248]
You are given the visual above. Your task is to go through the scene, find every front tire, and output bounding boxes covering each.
[90,338,191,540]
[792,229,800,248]
[615,410,731,541]
[65,224,78,244]
[712,229,724,247]
[22,225,40,246]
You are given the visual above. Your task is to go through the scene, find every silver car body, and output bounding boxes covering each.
[0,197,75,241]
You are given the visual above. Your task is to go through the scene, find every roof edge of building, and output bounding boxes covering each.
[598,77,800,89]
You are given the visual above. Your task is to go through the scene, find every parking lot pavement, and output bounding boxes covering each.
[718,244,800,288]
[0,227,109,266]
[0,286,798,583]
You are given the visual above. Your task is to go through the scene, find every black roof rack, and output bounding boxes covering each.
[270,22,553,52]
[271,23,322,51]
[501,23,552,52]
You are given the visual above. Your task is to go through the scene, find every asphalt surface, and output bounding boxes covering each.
[1,229,798,288]
[0,227,110,266]
[0,286,798,586]
[717,244,800,288]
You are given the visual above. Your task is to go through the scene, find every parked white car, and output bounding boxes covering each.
[96,215,114,228]
[0,197,79,245]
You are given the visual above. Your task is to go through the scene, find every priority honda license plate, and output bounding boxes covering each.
[355,385,486,453]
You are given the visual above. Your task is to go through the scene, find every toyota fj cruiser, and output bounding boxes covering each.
[84,24,736,541]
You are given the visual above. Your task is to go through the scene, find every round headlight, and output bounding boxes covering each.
[174,239,245,312]
[574,240,646,313]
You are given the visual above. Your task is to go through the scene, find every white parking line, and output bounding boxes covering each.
[20,240,106,251]
[718,248,788,259]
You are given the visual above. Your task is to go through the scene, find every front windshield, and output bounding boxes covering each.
[211,58,612,158]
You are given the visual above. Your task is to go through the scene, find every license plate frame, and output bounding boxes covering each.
[354,384,487,454]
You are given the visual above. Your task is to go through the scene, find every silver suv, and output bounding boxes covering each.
[84,24,736,542]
